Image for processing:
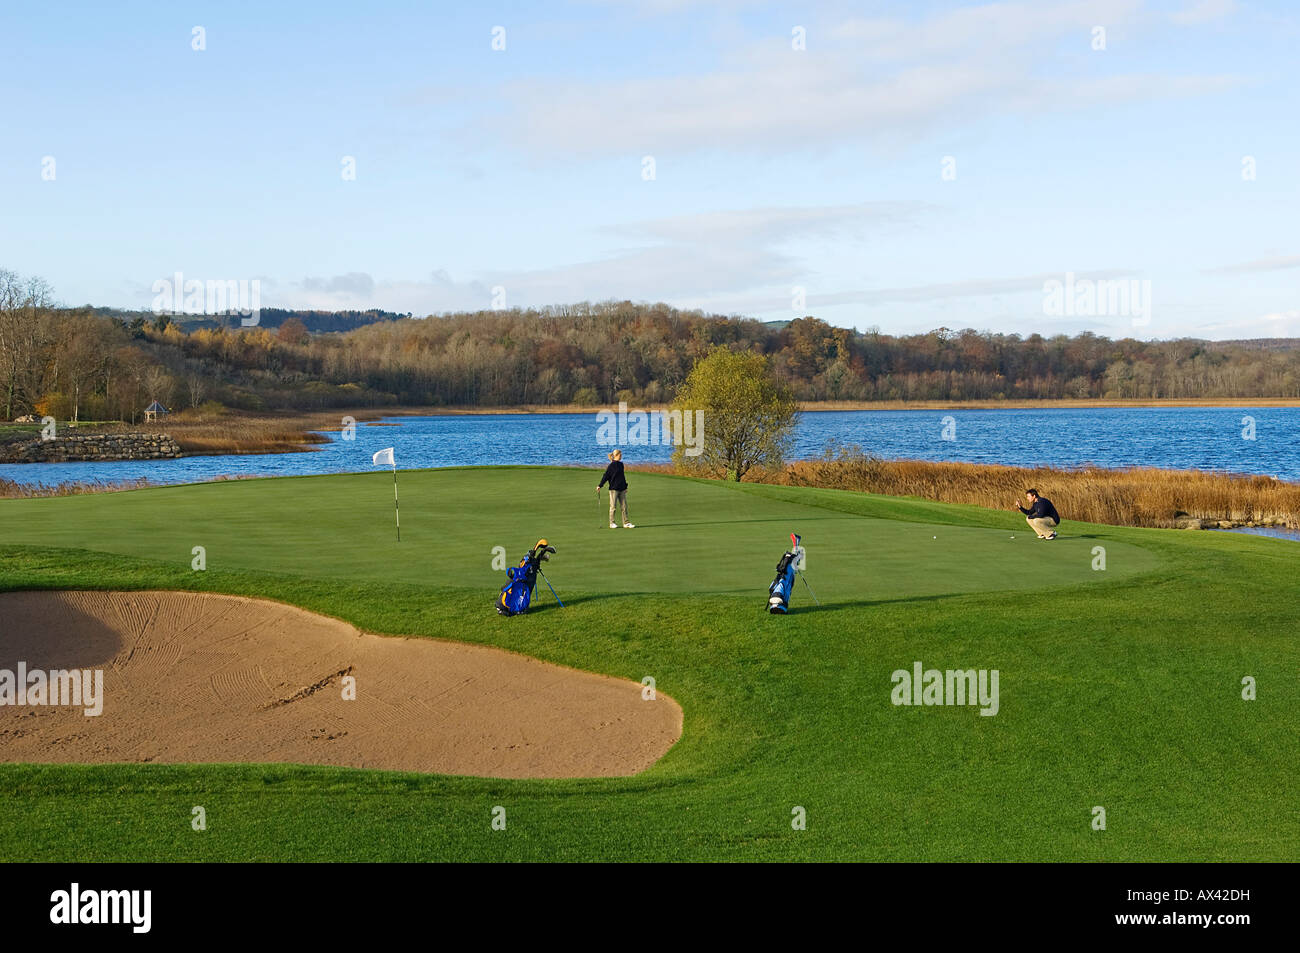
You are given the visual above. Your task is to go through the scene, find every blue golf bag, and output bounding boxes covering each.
[769,532,816,614]
[768,550,797,614]
[497,539,558,616]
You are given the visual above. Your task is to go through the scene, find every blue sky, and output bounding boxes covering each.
[2,0,1296,339]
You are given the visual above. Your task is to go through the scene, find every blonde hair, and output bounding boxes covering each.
[608,449,622,461]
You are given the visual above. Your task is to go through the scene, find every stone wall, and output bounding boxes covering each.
[1,433,182,463]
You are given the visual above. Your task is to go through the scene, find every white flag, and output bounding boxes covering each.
[372,447,395,467]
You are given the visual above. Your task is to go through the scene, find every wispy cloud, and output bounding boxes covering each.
[273,202,931,314]
[300,272,376,298]
[807,270,1141,308]
[605,201,927,244]
[1170,0,1236,26]
[1192,309,1300,338]
[487,0,1240,158]
[1207,255,1300,274]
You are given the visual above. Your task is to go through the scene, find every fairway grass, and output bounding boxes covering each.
[1,468,1296,861]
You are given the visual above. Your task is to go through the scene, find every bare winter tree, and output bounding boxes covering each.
[142,364,174,413]
[58,313,106,423]
[0,270,54,419]
[187,371,207,409]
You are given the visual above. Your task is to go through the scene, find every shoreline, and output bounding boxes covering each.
[375,397,1300,416]
[7,395,1298,455]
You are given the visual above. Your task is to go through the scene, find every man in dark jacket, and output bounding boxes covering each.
[1015,488,1060,539]
[598,449,634,528]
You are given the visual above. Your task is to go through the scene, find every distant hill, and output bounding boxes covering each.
[74,305,412,333]
[1210,338,1300,352]
[14,291,1300,420]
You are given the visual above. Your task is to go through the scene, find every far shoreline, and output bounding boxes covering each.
[384,397,1300,416]
[4,396,1297,465]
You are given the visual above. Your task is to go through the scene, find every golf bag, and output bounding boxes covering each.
[497,539,557,616]
[768,533,808,614]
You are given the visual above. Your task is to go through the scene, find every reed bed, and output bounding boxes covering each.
[3,409,366,456]
[628,447,1299,529]
[0,473,270,499]
[0,476,156,498]
[767,448,1300,529]
[148,409,362,454]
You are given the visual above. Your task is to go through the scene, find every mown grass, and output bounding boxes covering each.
[0,470,1296,861]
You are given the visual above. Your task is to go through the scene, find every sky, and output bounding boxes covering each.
[1,0,1297,340]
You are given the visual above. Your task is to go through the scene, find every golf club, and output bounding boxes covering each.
[800,571,822,607]
[538,566,564,608]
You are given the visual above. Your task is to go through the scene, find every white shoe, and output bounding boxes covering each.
[623,523,635,528]
[610,522,618,529]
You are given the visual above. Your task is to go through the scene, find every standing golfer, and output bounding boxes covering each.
[598,450,635,529]
[1014,488,1061,539]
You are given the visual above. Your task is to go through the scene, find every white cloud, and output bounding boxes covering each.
[831,0,1139,60]
[1171,0,1236,26]
[1207,255,1300,274]
[807,270,1140,308]
[1192,309,1300,338]
[489,0,1239,157]
[299,272,376,298]
[606,201,926,243]
[268,202,930,315]
[280,271,491,314]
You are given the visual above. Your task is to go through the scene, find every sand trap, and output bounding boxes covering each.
[0,590,681,778]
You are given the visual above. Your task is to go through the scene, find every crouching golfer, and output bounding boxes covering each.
[1015,488,1060,539]
[598,449,635,528]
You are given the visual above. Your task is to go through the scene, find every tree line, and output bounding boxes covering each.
[4,268,1300,421]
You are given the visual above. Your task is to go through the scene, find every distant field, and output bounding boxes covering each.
[0,469,1296,861]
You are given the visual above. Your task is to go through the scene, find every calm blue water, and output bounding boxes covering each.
[1,407,1296,487]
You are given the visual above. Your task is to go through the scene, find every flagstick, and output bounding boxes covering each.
[392,463,400,542]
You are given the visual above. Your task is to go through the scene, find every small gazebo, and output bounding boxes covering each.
[144,400,169,423]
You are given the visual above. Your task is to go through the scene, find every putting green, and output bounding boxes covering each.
[0,467,1158,601]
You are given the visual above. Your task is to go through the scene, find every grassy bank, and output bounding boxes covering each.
[0,468,1296,861]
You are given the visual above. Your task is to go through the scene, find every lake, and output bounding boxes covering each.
[1,407,1296,488]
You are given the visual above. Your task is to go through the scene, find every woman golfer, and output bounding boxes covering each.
[598,450,634,529]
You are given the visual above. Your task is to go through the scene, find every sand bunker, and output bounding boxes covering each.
[0,590,681,778]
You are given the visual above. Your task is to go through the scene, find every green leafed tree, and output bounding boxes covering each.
[671,348,798,481]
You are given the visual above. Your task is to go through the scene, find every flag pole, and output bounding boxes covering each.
[392,462,400,542]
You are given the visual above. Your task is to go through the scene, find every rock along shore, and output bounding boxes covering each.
[0,432,182,463]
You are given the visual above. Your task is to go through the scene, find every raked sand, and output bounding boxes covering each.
[0,590,681,778]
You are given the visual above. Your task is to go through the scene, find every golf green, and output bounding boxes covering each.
[0,466,1157,599]
[1,467,1296,862]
